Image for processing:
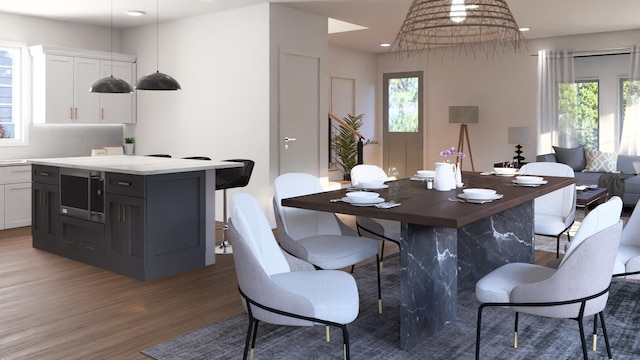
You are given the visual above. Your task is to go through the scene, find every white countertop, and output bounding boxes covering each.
[28,155,242,175]
[0,159,29,167]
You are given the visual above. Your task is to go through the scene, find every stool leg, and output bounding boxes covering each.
[216,189,233,254]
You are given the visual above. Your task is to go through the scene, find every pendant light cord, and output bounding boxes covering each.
[155,0,159,72]
[109,0,114,75]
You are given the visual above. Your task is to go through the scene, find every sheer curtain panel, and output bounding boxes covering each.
[619,44,640,155]
[537,50,577,154]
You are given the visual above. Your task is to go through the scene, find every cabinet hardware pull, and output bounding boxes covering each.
[86,245,96,251]
[74,107,78,120]
[70,107,73,119]
[101,108,104,120]
[122,205,126,223]
[117,203,121,223]
[117,181,131,186]
[65,240,75,245]
[39,172,49,176]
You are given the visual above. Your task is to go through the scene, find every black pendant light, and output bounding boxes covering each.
[90,0,134,94]
[135,0,181,91]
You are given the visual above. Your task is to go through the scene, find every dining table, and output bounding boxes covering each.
[280,171,576,350]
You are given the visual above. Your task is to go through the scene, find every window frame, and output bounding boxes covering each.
[0,40,27,146]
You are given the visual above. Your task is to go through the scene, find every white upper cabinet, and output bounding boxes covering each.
[30,45,137,124]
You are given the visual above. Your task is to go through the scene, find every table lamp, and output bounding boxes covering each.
[449,106,478,171]
[508,126,531,166]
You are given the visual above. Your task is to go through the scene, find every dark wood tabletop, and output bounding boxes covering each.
[281,172,576,228]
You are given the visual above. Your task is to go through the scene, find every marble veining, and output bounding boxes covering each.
[397,201,534,350]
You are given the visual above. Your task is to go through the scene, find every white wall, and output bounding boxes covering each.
[375,29,640,172]
[0,12,124,161]
[328,46,379,165]
[124,4,328,224]
[123,5,271,222]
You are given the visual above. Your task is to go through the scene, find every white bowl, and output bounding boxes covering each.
[493,167,518,175]
[516,176,544,184]
[462,188,497,200]
[417,170,436,178]
[345,191,380,203]
[358,181,385,189]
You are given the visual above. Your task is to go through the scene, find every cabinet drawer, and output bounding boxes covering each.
[0,165,32,184]
[32,165,59,185]
[105,173,145,197]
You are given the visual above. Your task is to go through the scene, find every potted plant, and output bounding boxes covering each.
[331,113,377,180]
[124,137,134,155]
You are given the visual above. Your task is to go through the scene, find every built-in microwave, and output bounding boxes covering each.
[59,168,105,223]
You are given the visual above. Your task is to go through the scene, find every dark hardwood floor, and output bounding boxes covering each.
[0,224,557,359]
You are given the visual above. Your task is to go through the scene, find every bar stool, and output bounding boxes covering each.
[182,156,211,161]
[216,159,255,254]
[146,154,172,158]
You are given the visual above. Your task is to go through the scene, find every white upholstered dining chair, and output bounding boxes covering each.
[350,164,401,269]
[520,162,576,258]
[475,196,623,360]
[229,193,359,360]
[273,172,383,313]
[613,197,640,279]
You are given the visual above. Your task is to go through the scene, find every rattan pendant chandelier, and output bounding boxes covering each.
[393,0,527,58]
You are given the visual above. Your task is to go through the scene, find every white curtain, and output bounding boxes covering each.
[537,50,577,154]
[619,44,640,155]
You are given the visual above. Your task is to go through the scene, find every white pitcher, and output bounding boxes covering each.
[434,162,455,191]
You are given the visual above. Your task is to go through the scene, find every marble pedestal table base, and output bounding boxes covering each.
[398,201,534,350]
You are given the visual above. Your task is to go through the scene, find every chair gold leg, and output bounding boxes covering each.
[379,260,384,272]
[343,344,347,360]
[592,334,597,351]
[378,299,383,314]
[249,348,255,360]
[326,325,330,342]
[513,331,518,348]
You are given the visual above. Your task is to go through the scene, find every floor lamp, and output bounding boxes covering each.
[449,106,478,171]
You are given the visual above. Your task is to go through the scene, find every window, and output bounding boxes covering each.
[386,76,419,132]
[620,77,640,123]
[0,43,24,144]
[557,79,599,149]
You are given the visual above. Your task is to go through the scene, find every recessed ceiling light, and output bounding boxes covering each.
[380,43,391,47]
[519,27,530,32]
[126,10,146,17]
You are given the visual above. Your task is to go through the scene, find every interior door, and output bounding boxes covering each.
[278,52,320,176]
[383,71,424,178]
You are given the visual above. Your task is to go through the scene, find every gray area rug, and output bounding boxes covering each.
[142,254,640,360]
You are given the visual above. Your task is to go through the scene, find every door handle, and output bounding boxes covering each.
[284,137,296,149]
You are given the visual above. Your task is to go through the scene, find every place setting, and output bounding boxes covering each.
[481,167,520,177]
[332,191,401,208]
[511,175,548,187]
[410,169,436,181]
[449,188,503,204]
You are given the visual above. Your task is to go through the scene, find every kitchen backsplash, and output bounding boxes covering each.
[0,124,123,161]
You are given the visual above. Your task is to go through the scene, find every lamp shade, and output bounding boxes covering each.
[90,75,134,93]
[449,106,478,124]
[508,126,531,145]
[135,71,182,91]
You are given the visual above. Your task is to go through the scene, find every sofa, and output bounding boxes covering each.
[537,146,640,207]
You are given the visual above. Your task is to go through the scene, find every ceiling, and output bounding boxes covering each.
[0,0,639,53]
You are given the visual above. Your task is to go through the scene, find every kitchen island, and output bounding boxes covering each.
[29,155,241,281]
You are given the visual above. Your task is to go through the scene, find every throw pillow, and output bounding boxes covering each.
[583,148,618,173]
[552,145,586,171]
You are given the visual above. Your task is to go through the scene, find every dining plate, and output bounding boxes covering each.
[512,179,548,187]
[341,197,385,206]
[458,193,503,203]
[356,183,389,190]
